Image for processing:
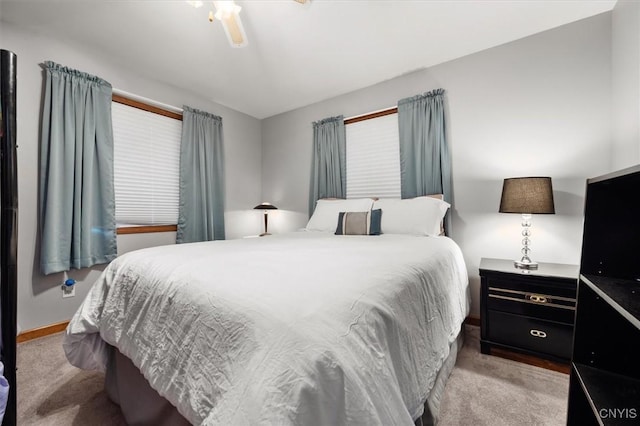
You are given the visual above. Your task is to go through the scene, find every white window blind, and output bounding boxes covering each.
[345,113,401,199]
[112,102,182,225]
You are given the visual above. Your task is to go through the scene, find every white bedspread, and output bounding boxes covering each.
[64,232,469,426]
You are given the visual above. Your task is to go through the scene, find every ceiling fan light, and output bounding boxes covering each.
[214,1,241,21]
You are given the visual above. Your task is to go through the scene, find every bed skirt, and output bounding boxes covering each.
[105,328,466,426]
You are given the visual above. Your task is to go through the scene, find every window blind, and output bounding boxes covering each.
[112,102,182,225]
[345,113,401,199]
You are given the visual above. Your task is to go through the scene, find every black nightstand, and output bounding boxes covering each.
[479,258,579,364]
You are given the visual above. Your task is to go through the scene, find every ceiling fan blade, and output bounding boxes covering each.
[213,0,248,48]
[220,13,247,47]
[209,0,305,48]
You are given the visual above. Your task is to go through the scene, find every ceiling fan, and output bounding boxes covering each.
[187,0,309,48]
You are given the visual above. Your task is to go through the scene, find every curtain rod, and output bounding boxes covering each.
[112,88,183,114]
[344,105,397,124]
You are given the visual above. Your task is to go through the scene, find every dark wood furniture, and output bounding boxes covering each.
[1,48,18,426]
[479,258,578,365]
[568,276,640,425]
[567,165,640,425]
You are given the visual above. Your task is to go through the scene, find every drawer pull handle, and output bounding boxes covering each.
[527,294,548,304]
[530,329,547,338]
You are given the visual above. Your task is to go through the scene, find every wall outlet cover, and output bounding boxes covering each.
[62,284,75,298]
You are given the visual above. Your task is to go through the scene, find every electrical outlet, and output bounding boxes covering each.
[62,284,75,298]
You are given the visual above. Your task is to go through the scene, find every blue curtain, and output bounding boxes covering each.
[309,115,346,216]
[398,89,451,202]
[177,106,225,243]
[39,61,117,275]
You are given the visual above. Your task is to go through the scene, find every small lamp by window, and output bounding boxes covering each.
[254,202,278,236]
[499,177,555,270]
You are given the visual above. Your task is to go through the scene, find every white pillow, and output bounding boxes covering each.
[306,198,374,232]
[373,196,450,236]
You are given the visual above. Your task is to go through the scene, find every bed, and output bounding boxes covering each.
[64,199,469,425]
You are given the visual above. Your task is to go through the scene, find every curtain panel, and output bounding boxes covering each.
[309,115,346,216]
[177,106,225,243]
[39,61,117,275]
[397,89,451,201]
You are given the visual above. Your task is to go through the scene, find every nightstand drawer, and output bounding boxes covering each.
[487,310,573,360]
[487,287,575,324]
[485,276,577,300]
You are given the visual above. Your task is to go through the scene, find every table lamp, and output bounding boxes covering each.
[254,202,278,236]
[499,177,555,270]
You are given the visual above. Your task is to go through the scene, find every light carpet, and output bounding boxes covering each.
[16,325,568,425]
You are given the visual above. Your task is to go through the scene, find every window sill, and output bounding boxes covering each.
[116,225,177,235]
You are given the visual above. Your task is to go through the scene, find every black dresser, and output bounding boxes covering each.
[480,258,578,363]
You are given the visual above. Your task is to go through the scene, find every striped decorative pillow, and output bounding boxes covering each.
[335,209,382,235]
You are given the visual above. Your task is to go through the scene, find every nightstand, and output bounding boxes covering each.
[479,257,579,365]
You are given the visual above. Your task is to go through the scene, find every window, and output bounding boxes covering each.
[112,96,182,231]
[345,109,401,199]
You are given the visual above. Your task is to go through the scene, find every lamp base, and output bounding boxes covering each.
[514,213,538,270]
[514,259,538,270]
[259,232,271,237]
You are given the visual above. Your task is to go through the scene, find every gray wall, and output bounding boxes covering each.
[1,22,264,332]
[261,13,612,317]
[611,0,640,169]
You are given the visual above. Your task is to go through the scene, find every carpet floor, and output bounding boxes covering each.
[16,325,569,425]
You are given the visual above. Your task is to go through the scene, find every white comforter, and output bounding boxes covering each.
[64,232,469,426]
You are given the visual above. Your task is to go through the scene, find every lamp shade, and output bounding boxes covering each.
[499,177,555,214]
[253,202,278,210]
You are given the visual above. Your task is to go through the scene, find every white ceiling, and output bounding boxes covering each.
[0,0,616,119]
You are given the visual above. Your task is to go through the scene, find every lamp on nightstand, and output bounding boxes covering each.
[254,202,278,236]
[499,177,555,270]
